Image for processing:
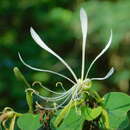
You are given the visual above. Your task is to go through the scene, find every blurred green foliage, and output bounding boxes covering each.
[0,0,130,111]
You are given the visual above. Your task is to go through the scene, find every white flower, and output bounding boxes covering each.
[18,8,114,110]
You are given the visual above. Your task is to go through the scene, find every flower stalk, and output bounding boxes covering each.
[13,67,33,113]
[54,98,84,127]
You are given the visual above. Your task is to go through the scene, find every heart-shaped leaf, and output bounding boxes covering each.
[17,113,42,130]
[81,106,102,121]
[103,92,130,129]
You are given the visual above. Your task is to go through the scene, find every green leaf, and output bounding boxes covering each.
[17,113,42,130]
[81,106,102,121]
[103,92,130,129]
[124,111,130,130]
[52,108,84,130]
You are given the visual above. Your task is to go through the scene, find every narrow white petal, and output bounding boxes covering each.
[30,27,78,82]
[85,30,112,78]
[18,53,75,84]
[80,8,88,79]
[80,8,88,41]
[91,67,114,81]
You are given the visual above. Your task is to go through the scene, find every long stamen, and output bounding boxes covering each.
[91,67,114,81]
[34,90,71,102]
[32,81,65,95]
[85,30,112,78]
[30,27,78,82]
[80,8,88,80]
[18,53,76,84]
[35,91,72,110]
[33,85,76,102]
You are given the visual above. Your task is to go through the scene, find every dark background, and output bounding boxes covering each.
[0,0,130,112]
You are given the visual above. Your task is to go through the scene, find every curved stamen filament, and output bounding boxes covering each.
[18,53,76,85]
[35,91,72,110]
[32,81,65,95]
[33,85,76,102]
[34,89,71,102]
[56,82,66,92]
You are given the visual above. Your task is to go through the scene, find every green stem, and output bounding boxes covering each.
[13,67,33,113]
[54,99,84,127]
[9,115,16,130]
[90,90,103,103]
[102,108,110,129]
[26,91,33,113]
[15,112,23,117]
